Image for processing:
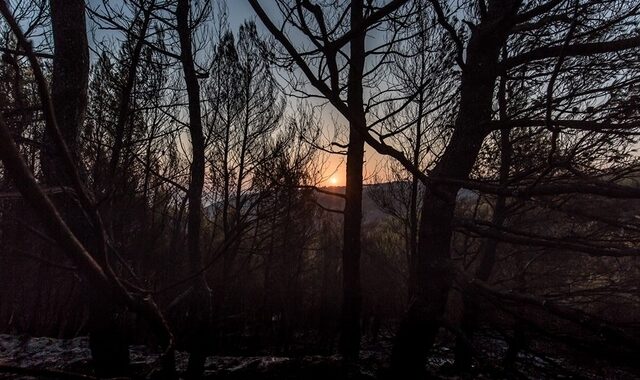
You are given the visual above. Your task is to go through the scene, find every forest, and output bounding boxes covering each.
[0,0,639,379]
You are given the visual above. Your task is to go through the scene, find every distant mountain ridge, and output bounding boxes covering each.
[315,181,478,225]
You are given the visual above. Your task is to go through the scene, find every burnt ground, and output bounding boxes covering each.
[1,333,638,379]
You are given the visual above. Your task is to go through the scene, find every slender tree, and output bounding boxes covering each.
[175,0,212,378]
[247,0,413,361]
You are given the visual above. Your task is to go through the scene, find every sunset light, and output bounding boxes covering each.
[1,0,637,377]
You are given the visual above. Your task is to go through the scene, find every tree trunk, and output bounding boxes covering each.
[42,0,89,185]
[339,0,366,363]
[454,71,512,371]
[408,84,424,283]
[408,1,428,280]
[176,0,211,378]
[391,2,520,377]
[340,126,365,361]
[47,1,131,376]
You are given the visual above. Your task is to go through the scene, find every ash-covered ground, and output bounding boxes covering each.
[0,333,638,379]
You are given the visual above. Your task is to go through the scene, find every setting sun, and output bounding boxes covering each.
[2,0,636,377]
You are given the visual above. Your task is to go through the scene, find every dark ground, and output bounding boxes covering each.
[1,332,639,379]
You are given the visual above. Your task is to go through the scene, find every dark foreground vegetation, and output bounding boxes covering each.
[1,0,639,379]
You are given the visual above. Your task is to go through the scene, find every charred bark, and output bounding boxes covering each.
[454,68,512,371]
[176,0,212,378]
[42,0,89,185]
[46,0,131,375]
[391,2,521,377]
[340,127,365,361]
[339,0,366,363]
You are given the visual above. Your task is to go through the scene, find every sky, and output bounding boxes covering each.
[221,1,391,186]
[81,0,391,187]
[223,0,259,29]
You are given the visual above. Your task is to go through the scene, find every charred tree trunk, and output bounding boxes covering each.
[340,127,364,362]
[339,0,366,363]
[42,0,89,185]
[408,83,425,283]
[408,0,428,282]
[454,69,512,371]
[176,0,211,378]
[391,2,520,377]
[47,0,131,376]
